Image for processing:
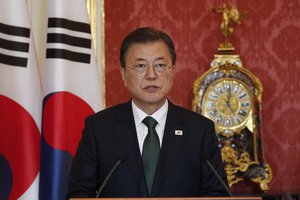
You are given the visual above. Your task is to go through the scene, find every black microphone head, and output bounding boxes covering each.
[198,151,209,162]
[121,153,128,163]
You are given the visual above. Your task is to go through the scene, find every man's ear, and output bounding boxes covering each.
[120,67,127,87]
[120,67,125,81]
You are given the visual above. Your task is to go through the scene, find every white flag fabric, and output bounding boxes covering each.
[0,1,42,200]
[39,0,103,199]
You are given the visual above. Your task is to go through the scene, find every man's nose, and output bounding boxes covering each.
[144,65,157,78]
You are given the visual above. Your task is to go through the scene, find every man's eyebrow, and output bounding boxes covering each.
[134,57,166,62]
[134,58,147,62]
[154,57,166,61]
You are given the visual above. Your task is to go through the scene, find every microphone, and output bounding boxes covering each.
[95,153,128,198]
[198,152,233,197]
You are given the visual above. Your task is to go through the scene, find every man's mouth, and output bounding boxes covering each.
[144,86,159,92]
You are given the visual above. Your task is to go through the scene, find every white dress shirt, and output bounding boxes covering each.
[132,100,168,155]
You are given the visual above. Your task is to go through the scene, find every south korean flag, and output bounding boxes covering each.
[39,0,103,199]
[0,1,42,200]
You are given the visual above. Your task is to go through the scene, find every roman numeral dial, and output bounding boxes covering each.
[203,79,252,130]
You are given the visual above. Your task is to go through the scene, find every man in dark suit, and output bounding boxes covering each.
[66,27,229,198]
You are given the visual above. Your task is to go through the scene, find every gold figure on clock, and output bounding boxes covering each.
[203,79,252,131]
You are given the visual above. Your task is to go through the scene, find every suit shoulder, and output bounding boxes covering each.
[172,104,214,125]
[86,102,129,122]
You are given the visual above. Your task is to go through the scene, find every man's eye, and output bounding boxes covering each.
[155,63,166,68]
[135,64,147,69]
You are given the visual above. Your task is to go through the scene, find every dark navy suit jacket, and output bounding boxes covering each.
[66,100,229,198]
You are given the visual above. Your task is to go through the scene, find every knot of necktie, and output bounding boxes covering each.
[142,116,158,128]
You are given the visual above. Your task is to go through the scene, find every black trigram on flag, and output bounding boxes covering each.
[0,23,30,67]
[46,18,92,64]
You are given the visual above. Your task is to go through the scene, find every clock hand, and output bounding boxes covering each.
[225,91,235,115]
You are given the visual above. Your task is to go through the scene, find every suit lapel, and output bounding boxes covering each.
[113,101,148,196]
[151,102,188,196]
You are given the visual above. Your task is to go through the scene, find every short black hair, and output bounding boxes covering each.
[120,27,176,68]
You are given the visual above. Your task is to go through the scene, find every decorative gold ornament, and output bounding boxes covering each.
[192,4,272,191]
[212,3,247,49]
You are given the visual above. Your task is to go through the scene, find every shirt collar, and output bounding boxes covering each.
[132,100,168,127]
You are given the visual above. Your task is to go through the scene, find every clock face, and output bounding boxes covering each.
[202,79,253,129]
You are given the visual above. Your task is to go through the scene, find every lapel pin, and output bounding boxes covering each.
[175,130,183,136]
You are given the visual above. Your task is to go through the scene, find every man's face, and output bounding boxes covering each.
[121,40,175,113]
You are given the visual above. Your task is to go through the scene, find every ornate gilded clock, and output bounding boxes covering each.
[192,3,272,191]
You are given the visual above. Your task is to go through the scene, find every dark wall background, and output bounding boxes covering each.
[104,0,300,195]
